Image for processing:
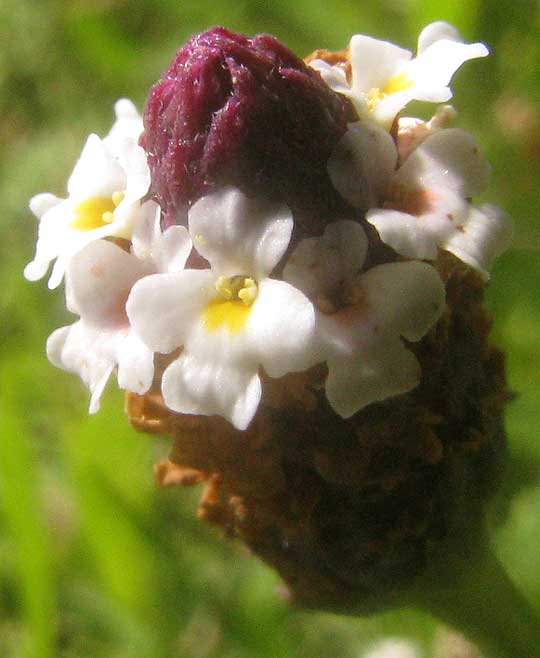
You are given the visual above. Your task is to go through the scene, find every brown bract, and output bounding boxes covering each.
[126,254,508,613]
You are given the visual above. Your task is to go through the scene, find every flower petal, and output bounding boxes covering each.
[188,186,293,278]
[284,220,368,299]
[67,239,150,329]
[130,202,162,260]
[372,89,428,128]
[444,203,513,279]
[47,322,115,414]
[116,331,154,395]
[29,192,62,219]
[327,120,398,208]
[246,278,317,378]
[24,197,74,284]
[396,105,456,162]
[105,98,144,145]
[406,39,489,101]
[23,259,51,284]
[396,128,490,197]
[47,321,153,411]
[131,201,191,273]
[162,353,262,430]
[25,198,115,290]
[360,261,445,342]
[309,59,353,98]
[325,336,421,418]
[155,225,193,273]
[349,34,412,95]
[417,21,461,52]
[67,134,125,199]
[126,269,214,354]
[366,208,440,260]
[116,139,151,205]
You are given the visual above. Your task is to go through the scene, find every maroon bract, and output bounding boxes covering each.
[141,27,355,235]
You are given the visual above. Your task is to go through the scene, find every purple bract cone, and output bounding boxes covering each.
[141,27,355,235]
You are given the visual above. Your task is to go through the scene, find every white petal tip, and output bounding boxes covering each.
[29,193,62,218]
[23,261,46,282]
[473,42,490,58]
[47,273,63,290]
[444,203,513,277]
[114,98,139,117]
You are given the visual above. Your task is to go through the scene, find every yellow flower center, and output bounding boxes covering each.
[383,71,413,95]
[71,191,125,231]
[202,275,258,334]
[367,72,413,112]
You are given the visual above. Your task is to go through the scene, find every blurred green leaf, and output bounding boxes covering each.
[0,363,56,658]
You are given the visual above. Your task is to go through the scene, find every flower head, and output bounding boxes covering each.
[284,220,445,417]
[24,100,150,289]
[310,21,488,127]
[48,206,192,412]
[26,23,512,626]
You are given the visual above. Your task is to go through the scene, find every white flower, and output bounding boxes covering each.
[310,21,488,127]
[366,128,513,278]
[127,187,318,431]
[24,99,150,289]
[48,206,192,413]
[327,110,457,212]
[284,220,445,418]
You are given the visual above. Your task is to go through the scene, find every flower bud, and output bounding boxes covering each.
[141,27,355,233]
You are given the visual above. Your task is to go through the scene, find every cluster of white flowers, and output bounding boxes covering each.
[25,22,512,431]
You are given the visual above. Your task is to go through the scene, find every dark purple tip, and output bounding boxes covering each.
[141,27,355,236]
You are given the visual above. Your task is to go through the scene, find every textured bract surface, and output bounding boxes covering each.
[141,27,355,234]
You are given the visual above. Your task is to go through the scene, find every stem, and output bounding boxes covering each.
[409,544,540,658]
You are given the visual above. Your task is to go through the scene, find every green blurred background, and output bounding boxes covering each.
[1,0,539,656]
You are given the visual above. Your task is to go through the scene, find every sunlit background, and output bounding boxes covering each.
[1,0,539,656]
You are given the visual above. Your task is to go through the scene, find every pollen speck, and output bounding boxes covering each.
[112,191,125,206]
